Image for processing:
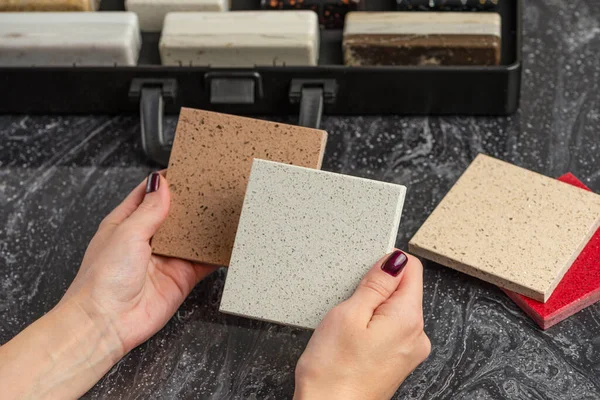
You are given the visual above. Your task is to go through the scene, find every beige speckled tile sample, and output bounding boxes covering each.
[151,108,327,267]
[219,159,406,329]
[408,154,600,302]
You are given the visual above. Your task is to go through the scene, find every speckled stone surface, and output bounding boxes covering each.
[409,154,600,302]
[151,108,327,266]
[2,0,600,397]
[503,173,600,329]
[220,159,406,329]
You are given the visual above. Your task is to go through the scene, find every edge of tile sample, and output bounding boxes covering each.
[408,154,600,302]
[159,11,320,67]
[0,12,141,66]
[219,159,407,329]
[151,108,328,267]
[503,173,600,329]
[125,0,228,32]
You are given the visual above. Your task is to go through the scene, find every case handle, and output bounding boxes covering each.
[129,78,177,166]
[289,79,337,129]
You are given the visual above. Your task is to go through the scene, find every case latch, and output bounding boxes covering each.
[289,79,337,129]
[129,78,178,166]
[205,71,263,104]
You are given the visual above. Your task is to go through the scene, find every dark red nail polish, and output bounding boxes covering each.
[146,172,160,193]
[382,250,408,277]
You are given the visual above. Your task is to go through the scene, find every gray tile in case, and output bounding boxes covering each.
[219,159,407,330]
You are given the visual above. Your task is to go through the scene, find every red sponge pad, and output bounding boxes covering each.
[503,173,600,329]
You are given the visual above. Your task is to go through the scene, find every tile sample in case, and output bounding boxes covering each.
[151,108,327,267]
[408,154,600,302]
[220,160,407,330]
[0,12,141,66]
[503,173,600,329]
[159,11,320,67]
[343,12,502,66]
[125,0,228,32]
[261,0,361,29]
[0,0,99,11]
[396,0,498,10]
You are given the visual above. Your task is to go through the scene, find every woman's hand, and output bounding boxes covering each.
[60,171,217,353]
[0,172,216,399]
[294,250,430,400]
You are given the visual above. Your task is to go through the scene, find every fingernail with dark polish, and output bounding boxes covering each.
[146,172,160,193]
[382,250,408,277]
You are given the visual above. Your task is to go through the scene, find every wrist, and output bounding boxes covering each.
[0,295,125,399]
[293,380,365,400]
[58,292,127,364]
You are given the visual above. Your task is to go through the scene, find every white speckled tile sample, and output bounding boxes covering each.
[409,154,600,302]
[220,159,406,329]
[0,12,141,66]
[125,0,228,32]
[159,11,319,67]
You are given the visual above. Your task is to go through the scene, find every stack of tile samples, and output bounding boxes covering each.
[409,154,600,329]
[151,107,407,330]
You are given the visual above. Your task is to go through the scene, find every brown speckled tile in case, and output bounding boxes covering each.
[408,154,600,302]
[151,108,327,266]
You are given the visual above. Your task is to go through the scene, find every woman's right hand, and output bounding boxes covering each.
[294,250,430,400]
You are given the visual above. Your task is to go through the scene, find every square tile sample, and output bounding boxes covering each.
[151,108,327,267]
[503,173,600,329]
[408,154,600,302]
[219,159,406,329]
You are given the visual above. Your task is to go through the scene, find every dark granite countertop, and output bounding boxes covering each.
[1,0,600,398]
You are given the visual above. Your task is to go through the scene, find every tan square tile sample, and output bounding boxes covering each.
[408,154,600,302]
[151,108,327,266]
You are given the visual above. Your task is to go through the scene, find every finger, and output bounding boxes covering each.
[100,169,167,229]
[345,250,409,321]
[372,253,424,320]
[118,172,170,241]
[389,253,423,311]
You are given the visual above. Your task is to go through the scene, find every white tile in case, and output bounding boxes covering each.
[0,12,141,66]
[159,11,319,67]
[220,160,406,330]
[125,0,228,32]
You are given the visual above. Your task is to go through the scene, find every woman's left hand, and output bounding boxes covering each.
[61,171,217,353]
[0,172,217,400]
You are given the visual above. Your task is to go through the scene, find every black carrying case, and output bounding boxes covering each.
[0,0,522,164]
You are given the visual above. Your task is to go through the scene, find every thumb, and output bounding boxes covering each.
[120,172,171,241]
[346,250,409,322]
